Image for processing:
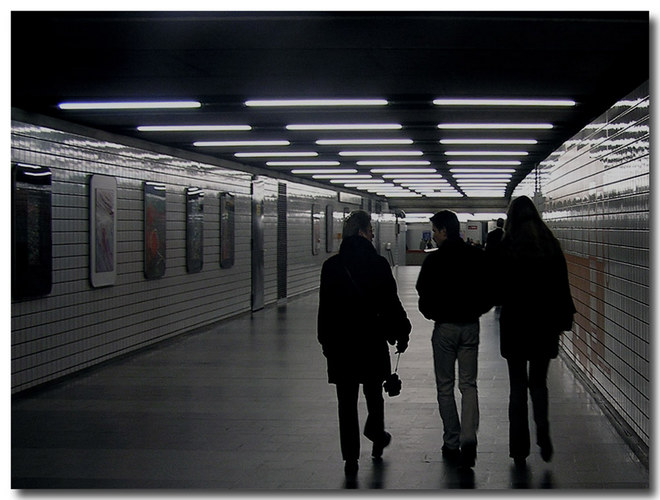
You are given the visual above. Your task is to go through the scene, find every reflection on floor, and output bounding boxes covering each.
[12,266,649,489]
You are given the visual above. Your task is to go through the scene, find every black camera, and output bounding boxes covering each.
[383,373,402,397]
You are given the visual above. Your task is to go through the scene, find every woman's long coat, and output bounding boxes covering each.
[317,235,411,384]
[495,238,576,360]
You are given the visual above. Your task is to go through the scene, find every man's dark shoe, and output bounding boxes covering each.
[344,459,359,476]
[372,431,392,459]
[460,443,477,468]
[441,444,461,463]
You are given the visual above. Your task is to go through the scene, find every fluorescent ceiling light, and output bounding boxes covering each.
[194,140,290,147]
[445,151,528,156]
[424,193,463,197]
[312,174,372,179]
[462,191,507,197]
[357,160,431,166]
[59,101,201,110]
[370,168,436,174]
[287,123,402,131]
[433,98,575,107]
[267,161,340,166]
[438,123,553,130]
[339,150,423,157]
[451,168,516,173]
[369,185,405,190]
[394,179,450,184]
[448,161,521,166]
[454,174,512,179]
[381,193,423,197]
[235,152,317,157]
[471,213,508,220]
[317,139,413,145]
[382,174,444,179]
[138,124,251,132]
[404,183,451,188]
[440,139,537,145]
[291,169,357,175]
[457,182,509,186]
[332,179,385,184]
[246,99,388,107]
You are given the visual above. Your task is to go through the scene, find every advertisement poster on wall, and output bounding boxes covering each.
[186,187,204,273]
[144,182,167,279]
[90,174,117,288]
[219,192,235,269]
[11,163,53,299]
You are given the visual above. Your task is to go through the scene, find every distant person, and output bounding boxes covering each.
[485,218,505,254]
[416,210,492,469]
[318,210,411,478]
[494,196,576,468]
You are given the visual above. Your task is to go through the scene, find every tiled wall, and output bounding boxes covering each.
[10,119,379,393]
[513,82,650,446]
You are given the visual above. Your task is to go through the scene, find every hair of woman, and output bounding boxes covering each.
[503,196,560,258]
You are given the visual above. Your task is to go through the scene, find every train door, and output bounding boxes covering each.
[251,176,265,311]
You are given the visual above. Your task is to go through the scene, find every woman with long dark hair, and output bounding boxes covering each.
[495,196,576,468]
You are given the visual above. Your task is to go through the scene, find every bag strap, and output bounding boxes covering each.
[342,264,364,296]
[393,352,401,373]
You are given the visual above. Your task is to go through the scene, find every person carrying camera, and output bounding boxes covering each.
[318,210,411,478]
[415,210,492,469]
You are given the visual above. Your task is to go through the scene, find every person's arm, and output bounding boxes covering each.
[376,257,411,352]
[416,255,438,321]
[317,261,336,356]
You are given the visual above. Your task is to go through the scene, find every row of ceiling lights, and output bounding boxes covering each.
[57,98,576,199]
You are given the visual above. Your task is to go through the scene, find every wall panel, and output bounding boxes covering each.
[10,120,393,393]
[513,82,650,446]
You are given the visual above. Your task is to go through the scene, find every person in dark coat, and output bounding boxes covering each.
[318,210,411,477]
[415,210,492,469]
[485,217,504,254]
[494,196,576,468]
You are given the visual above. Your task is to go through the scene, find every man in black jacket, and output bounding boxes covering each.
[318,210,411,478]
[416,210,491,469]
[485,217,504,254]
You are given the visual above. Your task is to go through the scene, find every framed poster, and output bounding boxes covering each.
[11,163,53,299]
[219,192,235,269]
[312,204,321,256]
[186,187,204,273]
[144,182,166,279]
[325,205,334,253]
[90,174,117,288]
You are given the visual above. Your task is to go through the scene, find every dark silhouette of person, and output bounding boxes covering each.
[317,210,411,478]
[415,210,492,469]
[485,218,505,254]
[493,196,576,468]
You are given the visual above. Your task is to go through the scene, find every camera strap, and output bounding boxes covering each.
[393,352,400,373]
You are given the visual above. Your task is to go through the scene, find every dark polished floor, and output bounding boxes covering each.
[12,266,649,489]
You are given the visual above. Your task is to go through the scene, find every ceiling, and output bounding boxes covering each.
[11,11,649,214]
